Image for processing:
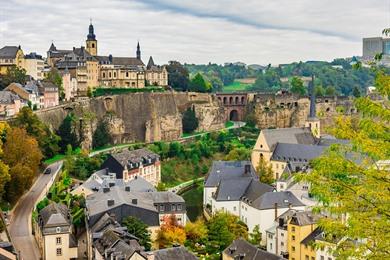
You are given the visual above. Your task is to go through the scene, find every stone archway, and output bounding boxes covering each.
[229,110,239,121]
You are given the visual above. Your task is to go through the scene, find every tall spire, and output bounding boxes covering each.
[136,41,141,60]
[87,19,96,40]
[308,74,316,118]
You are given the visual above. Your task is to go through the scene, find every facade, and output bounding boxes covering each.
[35,203,78,260]
[47,22,168,96]
[0,90,23,118]
[39,81,59,108]
[287,211,319,260]
[101,148,161,186]
[204,161,306,243]
[363,37,390,58]
[0,46,25,75]
[24,52,44,80]
[86,185,186,228]
[223,238,283,260]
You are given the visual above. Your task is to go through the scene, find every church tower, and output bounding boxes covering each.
[86,20,97,56]
[136,41,141,60]
[305,75,321,138]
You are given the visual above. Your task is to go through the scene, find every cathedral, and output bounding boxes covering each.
[47,22,168,96]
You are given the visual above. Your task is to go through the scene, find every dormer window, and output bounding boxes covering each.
[56,227,61,233]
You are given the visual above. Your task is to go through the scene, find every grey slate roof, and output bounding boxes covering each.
[317,137,350,146]
[0,91,20,104]
[0,46,20,58]
[271,143,326,162]
[289,211,320,226]
[205,161,257,187]
[242,180,275,202]
[96,55,145,66]
[301,227,323,246]
[223,238,283,260]
[262,127,316,151]
[251,191,305,210]
[150,246,198,260]
[105,148,160,171]
[39,203,70,228]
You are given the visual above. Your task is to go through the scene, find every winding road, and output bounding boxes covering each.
[8,162,62,260]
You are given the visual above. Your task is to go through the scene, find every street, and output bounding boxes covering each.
[8,162,61,260]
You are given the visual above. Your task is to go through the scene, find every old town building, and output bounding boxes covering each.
[47,22,168,96]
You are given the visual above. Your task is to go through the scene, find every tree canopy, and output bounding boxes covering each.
[290,76,306,96]
[0,66,27,89]
[122,216,152,250]
[182,108,199,134]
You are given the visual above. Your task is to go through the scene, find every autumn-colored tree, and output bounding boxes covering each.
[3,127,42,203]
[185,218,208,243]
[297,59,390,258]
[0,122,10,200]
[156,215,186,248]
[256,157,274,184]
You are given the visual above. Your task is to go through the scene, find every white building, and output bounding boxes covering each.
[24,52,44,80]
[204,161,306,244]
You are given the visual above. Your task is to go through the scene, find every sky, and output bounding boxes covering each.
[0,0,389,65]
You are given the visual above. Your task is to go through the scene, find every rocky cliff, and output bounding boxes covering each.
[35,92,225,149]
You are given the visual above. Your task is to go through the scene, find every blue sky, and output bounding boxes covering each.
[0,0,389,65]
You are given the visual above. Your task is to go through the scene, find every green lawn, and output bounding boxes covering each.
[223,81,252,92]
[181,182,204,221]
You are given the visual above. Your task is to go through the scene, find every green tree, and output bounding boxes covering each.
[122,216,152,250]
[224,147,250,161]
[57,113,79,152]
[14,107,60,158]
[45,68,64,100]
[352,86,361,98]
[185,218,208,244]
[189,73,211,93]
[168,142,183,158]
[92,120,112,149]
[297,66,390,258]
[166,61,190,91]
[0,66,27,89]
[290,76,306,96]
[256,157,274,184]
[248,225,261,245]
[0,123,10,201]
[325,86,337,96]
[314,85,325,97]
[182,108,199,134]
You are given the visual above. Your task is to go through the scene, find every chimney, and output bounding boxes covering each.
[103,187,110,193]
[108,54,113,63]
[274,202,278,220]
[107,199,115,207]
[279,217,284,227]
[229,247,237,254]
[244,164,251,174]
[125,186,130,192]
[132,199,138,205]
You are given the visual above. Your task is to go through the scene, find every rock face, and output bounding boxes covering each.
[35,92,225,149]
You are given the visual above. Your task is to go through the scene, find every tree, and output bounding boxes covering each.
[189,73,211,93]
[224,147,250,161]
[3,127,42,204]
[166,61,190,91]
[182,108,199,134]
[156,215,186,248]
[14,107,60,158]
[297,65,390,258]
[325,86,337,96]
[248,225,261,245]
[168,142,183,158]
[0,123,10,201]
[352,86,361,98]
[122,216,152,250]
[290,76,305,96]
[45,68,64,100]
[256,157,274,184]
[0,66,27,89]
[185,218,208,244]
[314,85,325,97]
[57,113,79,152]
[92,120,112,149]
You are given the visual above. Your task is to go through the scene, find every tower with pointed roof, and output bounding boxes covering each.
[305,75,321,138]
[86,20,97,56]
[136,42,141,60]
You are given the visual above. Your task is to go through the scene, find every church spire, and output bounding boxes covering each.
[136,41,141,60]
[87,19,96,40]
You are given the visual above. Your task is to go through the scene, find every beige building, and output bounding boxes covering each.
[0,90,23,118]
[24,52,44,80]
[0,46,25,75]
[35,203,78,260]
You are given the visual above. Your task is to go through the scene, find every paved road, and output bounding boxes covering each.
[9,162,62,260]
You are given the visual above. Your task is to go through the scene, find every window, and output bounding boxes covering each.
[177,204,182,211]
[56,227,61,233]
[304,244,308,249]
[320,256,324,260]
[292,235,295,241]
[56,248,62,256]
[311,258,315,260]
[328,258,332,260]
[268,233,273,239]
[281,242,284,246]
[160,205,164,212]
[92,43,95,48]
[56,237,62,245]
[233,206,236,211]
[305,256,309,260]
[292,227,295,232]
[171,205,176,211]
[270,243,272,250]
[281,233,284,237]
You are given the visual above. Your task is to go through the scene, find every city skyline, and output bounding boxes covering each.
[1,0,389,65]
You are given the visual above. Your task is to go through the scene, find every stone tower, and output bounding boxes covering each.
[86,20,97,56]
[136,41,141,60]
[305,75,321,138]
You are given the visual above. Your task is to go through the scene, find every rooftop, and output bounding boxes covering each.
[0,46,21,59]
[150,246,198,260]
[261,127,316,151]
[223,238,283,260]
[205,161,257,187]
[39,203,70,228]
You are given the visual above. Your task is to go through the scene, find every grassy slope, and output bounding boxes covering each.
[223,81,252,92]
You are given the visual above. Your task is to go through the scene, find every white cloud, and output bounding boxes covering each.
[0,0,387,65]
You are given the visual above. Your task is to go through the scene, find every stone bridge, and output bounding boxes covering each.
[215,93,248,121]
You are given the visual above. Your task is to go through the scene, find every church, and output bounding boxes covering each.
[47,22,168,97]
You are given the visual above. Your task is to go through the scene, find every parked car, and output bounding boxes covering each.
[44,168,51,174]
